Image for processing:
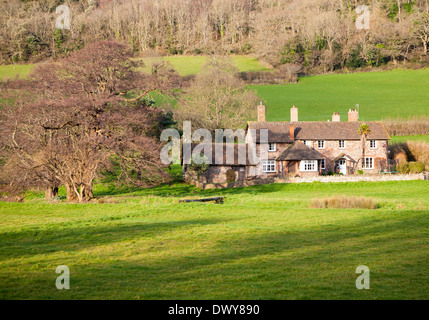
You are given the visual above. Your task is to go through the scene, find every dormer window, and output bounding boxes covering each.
[268,143,276,152]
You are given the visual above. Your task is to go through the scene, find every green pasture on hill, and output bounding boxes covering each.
[1,59,429,123]
[164,55,271,76]
[390,135,429,144]
[1,179,428,299]
[0,64,35,81]
[0,55,268,81]
[140,55,270,76]
[251,68,429,122]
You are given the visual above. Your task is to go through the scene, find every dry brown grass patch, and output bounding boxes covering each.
[311,195,379,209]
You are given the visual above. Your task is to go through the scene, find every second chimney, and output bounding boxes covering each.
[348,109,358,122]
[289,124,295,141]
[257,103,266,122]
[291,105,298,122]
[332,112,340,122]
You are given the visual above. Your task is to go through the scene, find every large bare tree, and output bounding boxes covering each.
[173,57,259,132]
[0,40,179,202]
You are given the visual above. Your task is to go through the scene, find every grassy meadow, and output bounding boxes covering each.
[390,135,429,144]
[0,55,269,80]
[1,57,428,300]
[163,55,270,76]
[1,179,428,300]
[0,64,35,81]
[1,58,429,123]
[251,68,429,121]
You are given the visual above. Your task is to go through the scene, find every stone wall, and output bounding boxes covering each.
[185,165,250,184]
[186,176,275,190]
[274,173,426,184]
[186,171,427,189]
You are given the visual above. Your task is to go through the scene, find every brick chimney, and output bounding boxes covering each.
[257,103,265,122]
[348,108,358,122]
[290,105,298,122]
[332,112,340,122]
[289,124,295,141]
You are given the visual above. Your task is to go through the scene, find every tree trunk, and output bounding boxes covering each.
[361,136,366,170]
[45,186,59,200]
[65,183,79,202]
[80,183,93,202]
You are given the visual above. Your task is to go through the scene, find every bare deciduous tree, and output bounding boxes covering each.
[0,40,178,202]
[173,57,259,132]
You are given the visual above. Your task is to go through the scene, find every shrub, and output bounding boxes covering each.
[226,169,236,183]
[408,161,425,173]
[310,195,378,209]
[188,153,209,177]
[407,141,429,166]
[389,142,412,163]
[0,185,26,202]
[396,162,410,174]
[357,170,364,175]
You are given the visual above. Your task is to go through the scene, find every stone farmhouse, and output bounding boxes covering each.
[184,104,390,186]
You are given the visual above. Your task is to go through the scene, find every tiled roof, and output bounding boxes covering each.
[276,141,325,161]
[333,153,356,162]
[185,143,256,166]
[247,122,294,143]
[247,121,390,141]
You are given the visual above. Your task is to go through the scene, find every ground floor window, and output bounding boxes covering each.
[300,160,318,172]
[262,160,276,173]
[320,159,326,170]
[364,157,374,169]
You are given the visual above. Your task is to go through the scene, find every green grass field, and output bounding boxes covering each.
[391,135,429,143]
[146,55,270,76]
[0,64,35,81]
[0,55,269,79]
[1,179,428,299]
[251,68,429,121]
[1,59,429,123]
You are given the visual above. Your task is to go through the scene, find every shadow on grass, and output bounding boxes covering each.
[35,214,429,298]
[0,217,230,259]
[3,212,428,299]
[93,181,293,199]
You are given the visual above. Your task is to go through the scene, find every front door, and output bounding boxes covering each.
[288,161,296,174]
[337,159,347,175]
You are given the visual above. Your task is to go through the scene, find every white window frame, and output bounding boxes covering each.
[364,157,374,169]
[320,159,326,170]
[304,140,312,147]
[338,140,345,149]
[300,160,318,172]
[318,140,325,149]
[262,160,276,173]
[370,140,377,149]
[268,143,276,152]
